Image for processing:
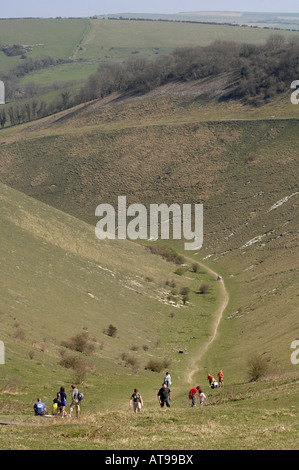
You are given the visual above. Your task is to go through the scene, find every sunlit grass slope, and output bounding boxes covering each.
[0,84,298,382]
[0,182,223,412]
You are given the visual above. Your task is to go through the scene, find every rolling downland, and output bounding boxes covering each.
[0,67,298,450]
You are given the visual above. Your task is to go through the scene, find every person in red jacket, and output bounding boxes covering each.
[189,386,200,407]
[207,373,214,386]
[218,370,224,387]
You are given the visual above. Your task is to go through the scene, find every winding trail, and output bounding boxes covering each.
[185,257,229,384]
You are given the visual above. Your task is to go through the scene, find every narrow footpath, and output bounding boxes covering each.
[185,258,229,384]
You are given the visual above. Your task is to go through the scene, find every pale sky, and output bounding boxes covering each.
[1,1,299,18]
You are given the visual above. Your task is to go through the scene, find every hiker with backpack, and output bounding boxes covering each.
[56,386,67,417]
[69,384,83,418]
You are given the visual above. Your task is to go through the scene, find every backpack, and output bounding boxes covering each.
[77,390,84,402]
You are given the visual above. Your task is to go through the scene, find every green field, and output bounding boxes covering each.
[76,18,294,62]
[1,17,298,89]
[0,18,89,62]
[20,61,98,87]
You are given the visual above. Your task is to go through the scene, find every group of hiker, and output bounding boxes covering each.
[33,384,83,418]
[34,370,224,417]
[188,386,206,407]
[187,370,224,407]
[156,371,172,409]
[130,371,172,413]
[129,369,224,413]
[207,370,224,389]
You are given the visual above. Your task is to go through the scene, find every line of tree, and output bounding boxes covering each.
[78,33,299,106]
[105,16,299,32]
[1,33,299,128]
[0,92,72,127]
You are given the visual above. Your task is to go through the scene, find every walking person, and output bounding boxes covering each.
[129,388,143,413]
[56,386,67,417]
[164,371,172,387]
[218,370,224,387]
[189,386,200,407]
[69,384,81,418]
[207,373,214,386]
[157,383,171,409]
[198,387,207,405]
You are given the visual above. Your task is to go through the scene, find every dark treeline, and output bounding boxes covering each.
[107,16,241,27]
[0,90,73,129]
[106,16,299,32]
[78,34,299,106]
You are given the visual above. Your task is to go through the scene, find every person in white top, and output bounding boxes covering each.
[164,372,172,387]
[198,387,207,405]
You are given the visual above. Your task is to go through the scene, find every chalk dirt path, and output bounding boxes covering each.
[185,257,229,384]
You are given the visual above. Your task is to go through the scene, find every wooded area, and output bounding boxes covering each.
[1,33,299,128]
[79,34,299,106]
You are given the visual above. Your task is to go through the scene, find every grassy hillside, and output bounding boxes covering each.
[0,183,297,450]
[0,182,223,404]
[1,382,298,450]
[0,81,297,374]
[0,66,298,449]
[77,18,297,62]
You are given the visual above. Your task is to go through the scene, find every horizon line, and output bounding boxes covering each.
[1,10,299,20]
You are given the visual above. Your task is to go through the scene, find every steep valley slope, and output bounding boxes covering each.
[0,78,298,381]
